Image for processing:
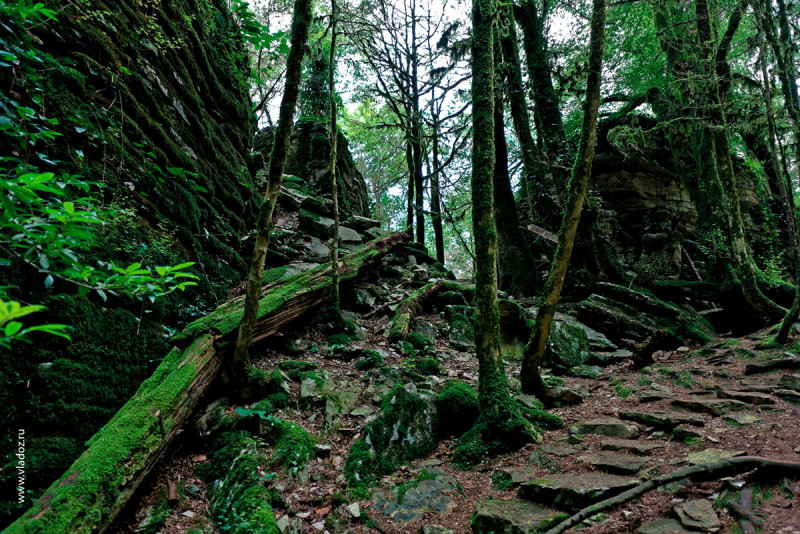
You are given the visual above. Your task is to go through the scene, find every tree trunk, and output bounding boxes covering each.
[498,2,540,212]
[328,0,342,322]
[454,0,539,466]
[699,0,786,322]
[492,53,540,297]
[406,140,415,231]
[514,0,568,199]
[430,103,445,264]
[520,0,607,397]
[3,232,410,534]
[759,0,800,339]
[232,0,313,377]
[388,280,444,340]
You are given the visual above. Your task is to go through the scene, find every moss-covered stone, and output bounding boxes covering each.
[435,382,479,436]
[413,358,441,375]
[344,384,438,495]
[354,349,384,371]
[542,320,591,373]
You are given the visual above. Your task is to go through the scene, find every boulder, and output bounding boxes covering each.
[543,319,591,372]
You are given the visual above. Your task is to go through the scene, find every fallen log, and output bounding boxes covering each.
[543,456,800,534]
[4,231,409,534]
[388,280,444,340]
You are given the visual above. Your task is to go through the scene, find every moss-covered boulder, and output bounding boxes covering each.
[542,320,591,373]
[344,384,438,493]
[435,382,479,436]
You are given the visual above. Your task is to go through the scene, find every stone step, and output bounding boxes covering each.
[600,439,665,456]
[638,389,675,403]
[620,410,704,428]
[569,418,641,439]
[638,518,704,534]
[715,389,775,405]
[579,451,649,475]
[517,473,639,512]
[724,412,763,425]
[671,397,748,416]
[673,499,721,532]
[471,500,567,534]
[687,448,746,465]
[779,374,800,392]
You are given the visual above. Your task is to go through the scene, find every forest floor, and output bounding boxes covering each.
[112,303,800,534]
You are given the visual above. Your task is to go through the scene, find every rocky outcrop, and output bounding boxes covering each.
[254,120,370,219]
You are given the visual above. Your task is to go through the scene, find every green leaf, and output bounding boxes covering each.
[44,274,53,288]
[4,321,22,337]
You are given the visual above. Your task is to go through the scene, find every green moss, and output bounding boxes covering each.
[398,340,418,357]
[262,265,290,284]
[407,332,432,350]
[491,470,514,490]
[270,419,314,472]
[435,381,479,436]
[413,358,441,375]
[354,349,384,371]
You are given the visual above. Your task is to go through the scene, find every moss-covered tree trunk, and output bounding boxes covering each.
[232,0,313,378]
[328,0,342,321]
[759,0,800,339]
[454,0,539,466]
[498,2,540,213]
[514,0,569,201]
[492,43,540,296]
[700,0,785,322]
[520,0,607,397]
[406,140,415,231]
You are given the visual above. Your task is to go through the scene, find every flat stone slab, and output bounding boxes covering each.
[541,444,582,457]
[581,451,649,474]
[371,471,458,523]
[621,410,704,428]
[601,439,665,456]
[716,389,775,405]
[674,499,721,532]
[639,390,676,403]
[724,412,763,425]
[518,473,639,512]
[638,518,704,534]
[472,500,567,534]
[774,388,800,401]
[687,448,746,465]
[672,397,748,416]
[496,466,543,486]
[569,418,641,439]
[779,374,800,392]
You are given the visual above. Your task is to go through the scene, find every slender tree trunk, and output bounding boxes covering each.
[492,49,539,296]
[430,103,445,264]
[498,2,539,212]
[454,0,539,466]
[232,0,312,378]
[328,0,342,322]
[406,140,415,231]
[520,0,607,397]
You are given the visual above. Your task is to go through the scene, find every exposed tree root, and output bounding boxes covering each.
[543,456,800,534]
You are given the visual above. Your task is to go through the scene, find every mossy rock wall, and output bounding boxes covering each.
[0,1,255,526]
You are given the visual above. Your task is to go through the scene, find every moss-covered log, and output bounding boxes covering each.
[389,281,445,340]
[4,232,408,534]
